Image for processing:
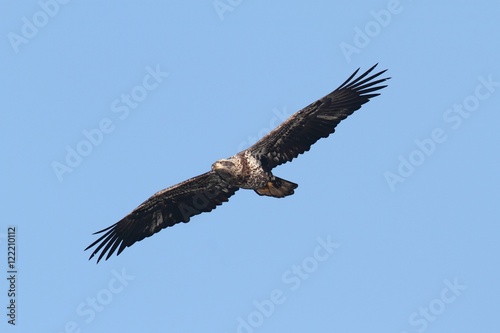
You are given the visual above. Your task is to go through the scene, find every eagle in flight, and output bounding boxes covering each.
[86,64,389,263]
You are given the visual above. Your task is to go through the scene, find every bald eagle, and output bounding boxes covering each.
[86,64,389,262]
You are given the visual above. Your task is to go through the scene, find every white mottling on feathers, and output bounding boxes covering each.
[316,114,340,121]
[150,210,164,232]
[243,150,262,172]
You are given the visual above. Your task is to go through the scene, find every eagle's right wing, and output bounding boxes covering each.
[85,171,238,263]
[247,64,389,170]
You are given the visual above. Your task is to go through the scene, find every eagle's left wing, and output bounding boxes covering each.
[85,171,238,263]
[247,64,389,170]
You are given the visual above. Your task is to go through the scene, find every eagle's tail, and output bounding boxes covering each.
[254,177,298,198]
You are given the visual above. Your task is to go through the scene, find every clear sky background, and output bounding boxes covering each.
[1,1,499,332]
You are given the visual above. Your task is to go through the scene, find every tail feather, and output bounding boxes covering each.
[254,177,298,198]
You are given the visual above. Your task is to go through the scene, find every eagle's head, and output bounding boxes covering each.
[212,158,240,183]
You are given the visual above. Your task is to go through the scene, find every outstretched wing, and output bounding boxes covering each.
[247,64,390,170]
[85,171,238,263]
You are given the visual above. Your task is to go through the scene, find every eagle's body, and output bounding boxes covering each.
[212,150,297,197]
[86,64,390,263]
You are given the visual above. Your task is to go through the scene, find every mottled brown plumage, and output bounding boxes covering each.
[85,64,389,263]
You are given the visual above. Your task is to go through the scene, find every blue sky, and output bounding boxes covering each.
[1,1,499,332]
